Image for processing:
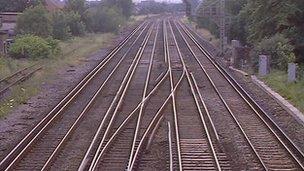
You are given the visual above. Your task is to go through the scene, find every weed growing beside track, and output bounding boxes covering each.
[261,70,304,113]
[0,33,114,117]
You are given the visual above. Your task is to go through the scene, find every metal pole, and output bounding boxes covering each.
[219,0,226,55]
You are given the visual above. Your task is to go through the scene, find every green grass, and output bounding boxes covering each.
[0,33,114,117]
[261,70,304,113]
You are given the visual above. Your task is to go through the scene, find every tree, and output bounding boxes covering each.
[65,0,86,16]
[65,11,86,36]
[105,0,133,18]
[240,0,303,63]
[198,0,304,66]
[0,0,44,12]
[85,5,125,33]
[52,11,71,40]
[16,5,52,37]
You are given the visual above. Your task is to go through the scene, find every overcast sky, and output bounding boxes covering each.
[132,0,183,2]
[85,0,183,3]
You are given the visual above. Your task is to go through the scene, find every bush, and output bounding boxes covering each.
[52,11,85,40]
[16,5,52,37]
[85,6,125,33]
[52,11,72,40]
[250,34,295,70]
[66,11,86,36]
[45,37,61,56]
[196,16,220,38]
[9,35,60,59]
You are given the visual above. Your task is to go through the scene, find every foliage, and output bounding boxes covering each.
[51,11,72,40]
[298,64,304,80]
[0,0,44,12]
[9,35,51,59]
[197,0,304,67]
[105,0,133,18]
[138,2,168,15]
[195,16,219,38]
[51,11,85,40]
[235,0,304,65]
[262,70,304,113]
[9,35,60,59]
[65,11,86,36]
[250,34,295,70]
[84,5,125,33]
[16,5,52,37]
[45,37,61,56]
[65,0,86,16]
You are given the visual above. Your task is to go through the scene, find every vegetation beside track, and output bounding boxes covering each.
[261,71,304,114]
[181,17,220,48]
[0,33,114,117]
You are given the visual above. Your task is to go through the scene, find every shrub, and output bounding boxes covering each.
[9,35,60,59]
[16,5,52,37]
[45,37,61,56]
[85,6,125,33]
[66,11,86,36]
[250,34,295,70]
[196,16,220,38]
[51,11,72,40]
[52,11,85,40]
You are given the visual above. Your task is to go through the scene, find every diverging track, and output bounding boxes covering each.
[0,17,303,171]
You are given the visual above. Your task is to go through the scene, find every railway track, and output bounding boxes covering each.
[0,16,303,171]
[166,20,231,171]
[0,64,42,96]
[172,19,304,170]
[0,20,151,170]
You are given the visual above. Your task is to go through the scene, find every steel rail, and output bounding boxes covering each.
[39,22,153,171]
[128,68,186,171]
[146,114,164,150]
[185,68,222,171]
[177,20,304,169]
[163,20,168,64]
[91,69,170,170]
[77,22,151,171]
[82,23,155,171]
[127,22,160,170]
[0,64,37,83]
[89,23,155,171]
[0,21,147,171]
[173,20,267,170]
[167,121,173,171]
[168,20,222,171]
[165,19,183,171]
[0,65,42,95]
[190,73,220,141]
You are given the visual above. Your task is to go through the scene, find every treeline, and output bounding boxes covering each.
[197,0,304,71]
[138,2,184,15]
[3,0,132,59]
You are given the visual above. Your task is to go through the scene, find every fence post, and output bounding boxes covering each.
[288,63,297,82]
[259,55,270,76]
[231,40,240,67]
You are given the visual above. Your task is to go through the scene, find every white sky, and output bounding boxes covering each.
[85,0,183,4]
[133,0,183,3]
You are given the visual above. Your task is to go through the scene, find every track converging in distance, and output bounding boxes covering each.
[0,16,303,171]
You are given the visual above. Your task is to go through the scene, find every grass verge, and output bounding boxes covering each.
[261,70,304,113]
[0,33,114,117]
